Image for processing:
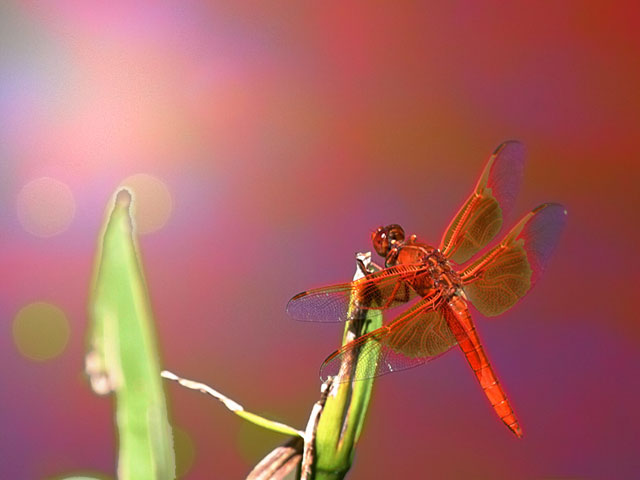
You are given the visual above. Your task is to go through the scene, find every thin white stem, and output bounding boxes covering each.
[161,370,305,438]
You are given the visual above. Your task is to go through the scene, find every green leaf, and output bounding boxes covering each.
[86,189,175,480]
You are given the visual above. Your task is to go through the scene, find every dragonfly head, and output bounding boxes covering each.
[372,224,405,257]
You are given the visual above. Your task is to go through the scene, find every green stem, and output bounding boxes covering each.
[312,253,382,479]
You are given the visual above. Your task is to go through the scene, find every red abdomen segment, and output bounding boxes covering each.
[445,295,523,438]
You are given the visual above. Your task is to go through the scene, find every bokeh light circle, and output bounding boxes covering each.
[16,177,76,237]
[13,302,70,362]
[119,174,173,234]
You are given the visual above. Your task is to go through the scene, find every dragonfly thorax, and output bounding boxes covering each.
[386,237,463,299]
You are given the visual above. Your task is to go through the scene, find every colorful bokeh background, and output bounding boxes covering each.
[1,2,639,479]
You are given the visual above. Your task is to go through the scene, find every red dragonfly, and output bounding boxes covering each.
[287,141,567,438]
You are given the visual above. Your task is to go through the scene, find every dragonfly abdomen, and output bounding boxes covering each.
[446,295,523,438]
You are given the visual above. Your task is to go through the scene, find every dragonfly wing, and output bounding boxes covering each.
[460,203,567,317]
[440,141,526,264]
[287,264,426,322]
[320,296,457,380]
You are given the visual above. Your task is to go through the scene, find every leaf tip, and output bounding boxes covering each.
[115,187,133,208]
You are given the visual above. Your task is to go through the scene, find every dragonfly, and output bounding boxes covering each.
[287,141,567,438]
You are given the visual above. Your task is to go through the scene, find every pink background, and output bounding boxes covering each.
[1,2,638,478]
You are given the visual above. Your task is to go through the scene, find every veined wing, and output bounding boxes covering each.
[287,264,428,322]
[320,295,457,380]
[461,203,567,317]
[440,141,525,264]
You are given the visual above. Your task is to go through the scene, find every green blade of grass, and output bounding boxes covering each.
[86,189,175,480]
[312,253,382,480]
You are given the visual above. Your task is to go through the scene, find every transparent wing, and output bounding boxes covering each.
[440,141,526,264]
[287,264,427,322]
[461,203,567,316]
[320,298,457,380]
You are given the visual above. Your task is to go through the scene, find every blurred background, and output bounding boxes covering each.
[1,1,638,478]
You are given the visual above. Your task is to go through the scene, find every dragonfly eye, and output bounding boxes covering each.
[387,224,405,244]
[372,226,390,257]
[372,224,405,257]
